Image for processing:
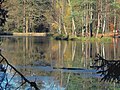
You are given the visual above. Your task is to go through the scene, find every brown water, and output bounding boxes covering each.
[0,36,120,90]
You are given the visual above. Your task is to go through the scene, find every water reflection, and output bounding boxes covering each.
[0,36,120,89]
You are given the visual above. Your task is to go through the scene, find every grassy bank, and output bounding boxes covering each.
[78,37,112,42]
[53,34,113,42]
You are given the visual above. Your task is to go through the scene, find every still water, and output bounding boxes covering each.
[0,36,120,90]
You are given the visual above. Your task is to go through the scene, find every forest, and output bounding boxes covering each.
[0,0,120,37]
[0,0,120,89]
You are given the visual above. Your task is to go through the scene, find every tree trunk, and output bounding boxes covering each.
[85,15,88,36]
[90,4,93,37]
[62,0,67,35]
[96,12,100,37]
[102,0,107,34]
[113,0,116,37]
[68,0,76,36]
[82,16,84,37]
[63,24,67,35]
[58,9,62,34]
[23,0,26,33]
[72,18,76,36]
[26,17,29,33]
[102,16,106,34]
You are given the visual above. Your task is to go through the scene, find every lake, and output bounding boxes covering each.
[0,36,120,90]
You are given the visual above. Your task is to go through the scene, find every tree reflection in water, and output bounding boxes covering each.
[0,53,40,90]
[91,53,120,83]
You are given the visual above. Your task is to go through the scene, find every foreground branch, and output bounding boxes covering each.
[91,53,120,83]
[0,53,40,90]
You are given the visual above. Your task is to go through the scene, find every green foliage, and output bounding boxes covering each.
[111,2,120,9]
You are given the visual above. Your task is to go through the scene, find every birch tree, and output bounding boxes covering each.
[68,0,76,36]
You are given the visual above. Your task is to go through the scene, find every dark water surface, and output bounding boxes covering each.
[0,36,120,90]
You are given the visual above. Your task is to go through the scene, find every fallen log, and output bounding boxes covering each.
[53,67,84,70]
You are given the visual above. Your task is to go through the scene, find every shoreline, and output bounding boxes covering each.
[13,32,47,36]
[0,32,119,40]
